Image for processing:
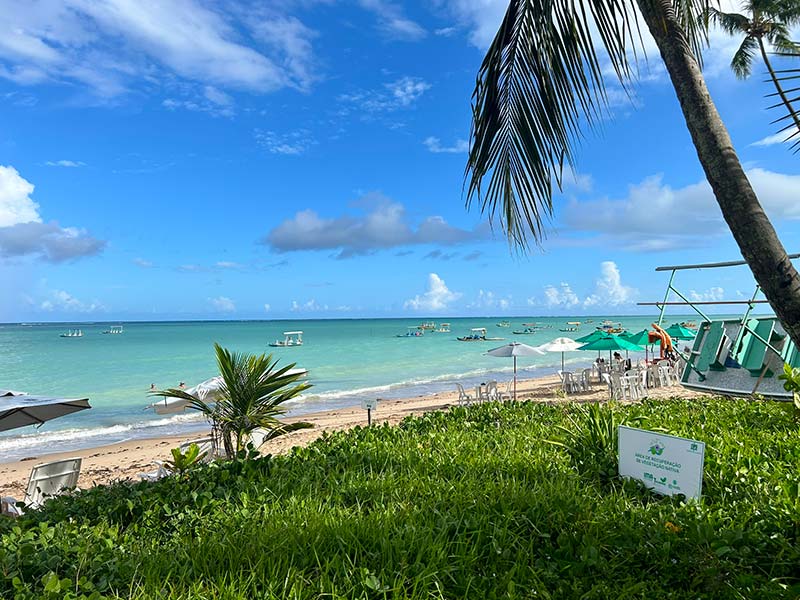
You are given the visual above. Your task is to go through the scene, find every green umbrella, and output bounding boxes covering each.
[664,323,697,340]
[575,330,608,343]
[578,336,644,352]
[621,329,649,346]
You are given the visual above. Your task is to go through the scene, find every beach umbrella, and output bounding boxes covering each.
[575,330,608,343]
[621,329,652,362]
[578,335,644,365]
[535,337,582,371]
[0,391,91,432]
[664,323,697,340]
[148,370,308,415]
[486,342,545,400]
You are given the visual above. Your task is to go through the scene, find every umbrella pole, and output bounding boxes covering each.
[513,356,517,401]
[561,352,564,371]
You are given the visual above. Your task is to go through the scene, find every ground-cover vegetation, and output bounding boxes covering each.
[1,397,799,599]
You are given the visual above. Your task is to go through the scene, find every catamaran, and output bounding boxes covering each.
[102,325,123,334]
[269,331,303,347]
[640,254,800,401]
[496,320,511,327]
[60,329,83,338]
[434,323,451,333]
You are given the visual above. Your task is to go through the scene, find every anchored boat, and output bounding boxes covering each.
[269,331,303,347]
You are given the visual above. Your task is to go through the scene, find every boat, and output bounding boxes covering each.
[457,327,488,342]
[418,322,436,330]
[60,329,83,338]
[559,327,578,332]
[638,254,800,400]
[513,327,537,335]
[269,331,303,347]
[102,325,123,334]
[396,327,424,337]
[434,323,451,333]
[680,321,698,329]
[584,319,594,324]
[496,320,511,327]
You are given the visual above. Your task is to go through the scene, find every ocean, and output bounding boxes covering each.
[0,316,672,462]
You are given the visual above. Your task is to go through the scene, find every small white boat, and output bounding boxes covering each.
[102,325,124,335]
[60,329,83,338]
[269,331,303,347]
[397,327,424,337]
[435,323,451,333]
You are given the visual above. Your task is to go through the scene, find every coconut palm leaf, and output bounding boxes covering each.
[465,0,712,247]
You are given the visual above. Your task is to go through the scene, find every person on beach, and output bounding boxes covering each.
[179,382,186,389]
[150,383,156,391]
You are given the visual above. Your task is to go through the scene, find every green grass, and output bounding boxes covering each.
[2,397,799,599]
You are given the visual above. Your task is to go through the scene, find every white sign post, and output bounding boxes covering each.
[361,398,378,426]
[618,425,705,500]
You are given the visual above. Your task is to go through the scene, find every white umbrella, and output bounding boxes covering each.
[486,342,545,400]
[0,391,91,432]
[536,337,582,371]
[148,369,308,415]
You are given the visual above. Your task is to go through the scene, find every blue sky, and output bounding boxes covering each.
[0,0,798,321]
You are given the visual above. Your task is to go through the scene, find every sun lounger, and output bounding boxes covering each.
[1,457,82,516]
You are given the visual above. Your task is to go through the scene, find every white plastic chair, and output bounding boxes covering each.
[581,369,593,391]
[485,381,499,401]
[139,437,217,482]
[561,372,580,394]
[456,383,473,405]
[1,457,82,515]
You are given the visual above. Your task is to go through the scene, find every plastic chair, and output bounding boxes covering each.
[1,457,82,515]
[456,383,473,405]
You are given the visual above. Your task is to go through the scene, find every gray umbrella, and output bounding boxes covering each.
[486,342,546,400]
[0,391,91,432]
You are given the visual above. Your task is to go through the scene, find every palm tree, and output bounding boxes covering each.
[465,0,800,347]
[154,344,312,458]
[708,0,800,143]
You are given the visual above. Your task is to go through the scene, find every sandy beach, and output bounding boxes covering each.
[0,374,700,498]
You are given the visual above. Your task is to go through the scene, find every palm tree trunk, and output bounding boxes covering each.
[637,0,800,347]
[757,37,800,136]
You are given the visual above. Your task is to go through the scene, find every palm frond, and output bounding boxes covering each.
[706,8,751,36]
[731,35,759,78]
[465,0,713,248]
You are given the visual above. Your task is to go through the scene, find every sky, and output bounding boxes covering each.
[0,0,798,322]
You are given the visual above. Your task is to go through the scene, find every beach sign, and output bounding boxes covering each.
[361,398,378,426]
[618,425,705,500]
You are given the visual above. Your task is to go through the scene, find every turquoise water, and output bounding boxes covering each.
[0,316,670,461]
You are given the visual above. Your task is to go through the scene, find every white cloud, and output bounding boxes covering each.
[689,287,724,302]
[424,136,469,154]
[0,165,104,262]
[0,0,319,98]
[358,0,426,40]
[291,298,327,312]
[543,283,580,308]
[436,0,508,48]
[263,303,271,312]
[468,289,510,309]
[133,258,154,268]
[339,76,431,115]
[265,192,489,258]
[583,261,636,307]
[404,273,461,311]
[562,168,800,251]
[210,296,236,312]
[434,27,457,37]
[40,289,104,313]
[751,127,799,148]
[254,129,315,155]
[45,160,85,168]
[214,261,243,270]
[0,165,40,227]
[162,96,234,118]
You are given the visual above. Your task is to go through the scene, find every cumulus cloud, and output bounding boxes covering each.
[0,0,318,99]
[435,0,508,48]
[210,296,236,312]
[40,289,104,313]
[583,261,636,306]
[0,165,104,262]
[265,193,489,258]
[562,168,800,251]
[424,136,469,154]
[751,127,800,148]
[263,303,271,312]
[468,289,511,310]
[404,273,461,311]
[133,258,154,268]
[535,262,636,309]
[291,298,326,312]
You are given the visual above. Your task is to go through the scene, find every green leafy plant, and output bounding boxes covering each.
[164,443,206,475]
[152,344,313,458]
[778,362,800,410]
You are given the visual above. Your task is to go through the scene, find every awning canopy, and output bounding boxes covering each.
[0,393,91,432]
